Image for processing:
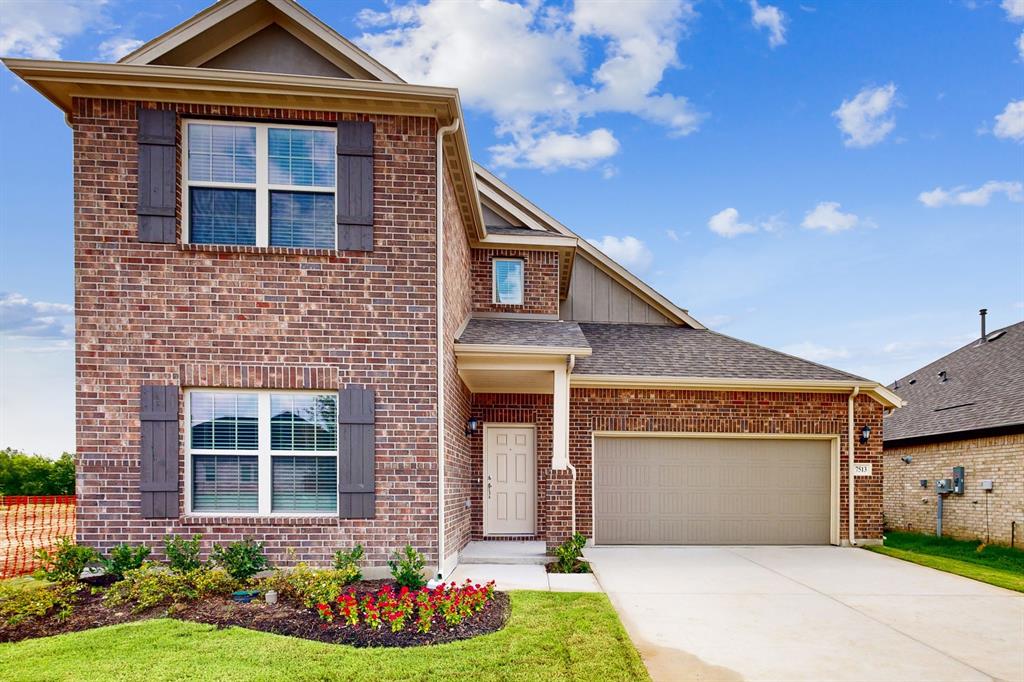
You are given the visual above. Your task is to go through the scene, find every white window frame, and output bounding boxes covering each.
[184,388,339,517]
[492,257,525,305]
[182,119,336,248]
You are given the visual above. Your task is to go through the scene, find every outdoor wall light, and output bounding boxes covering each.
[465,417,480,437]
[901,455,913,464]
[859,425,872,444]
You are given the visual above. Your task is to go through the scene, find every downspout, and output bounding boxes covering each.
[435,118,460,578]
[565,354,577,536]
[847,387,860,546]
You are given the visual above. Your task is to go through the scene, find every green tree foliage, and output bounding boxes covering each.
[0,448,75,495]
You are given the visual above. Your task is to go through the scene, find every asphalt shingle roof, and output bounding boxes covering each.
[572,323,866,381]
[457,318,589,349]
[884,321,1024,443]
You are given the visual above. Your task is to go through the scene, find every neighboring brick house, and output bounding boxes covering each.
[6,0,902,576]
[883,314,1024,546]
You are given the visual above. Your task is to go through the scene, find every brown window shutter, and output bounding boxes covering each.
[336,120,374,251]
[337,386,375,518]
[137,109,177,244]
[139,385,179,518]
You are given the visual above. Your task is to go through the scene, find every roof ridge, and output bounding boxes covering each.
[891,319,1024,387]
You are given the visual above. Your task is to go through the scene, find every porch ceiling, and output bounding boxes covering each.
[459,368,554,394]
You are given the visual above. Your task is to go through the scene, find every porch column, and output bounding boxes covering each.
[552,364,570,469]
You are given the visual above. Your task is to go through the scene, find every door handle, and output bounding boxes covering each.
[487,476,492,499]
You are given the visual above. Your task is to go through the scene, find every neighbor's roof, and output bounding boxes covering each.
[573,323,867,382]
[884,321,1024,444]
[457,319,589,352]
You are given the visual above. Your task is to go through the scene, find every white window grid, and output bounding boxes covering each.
[492,257,525,305]
[184,388,339,517]
[182,120,336,248]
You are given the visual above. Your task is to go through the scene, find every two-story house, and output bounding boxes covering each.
[5,0,902,576]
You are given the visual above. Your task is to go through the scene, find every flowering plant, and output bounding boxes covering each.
[314,579,497,633]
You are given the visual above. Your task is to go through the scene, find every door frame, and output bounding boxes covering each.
[483,423,537,536]
[591,431,841,546]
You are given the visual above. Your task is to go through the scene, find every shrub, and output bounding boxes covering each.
[33,537,99,582]
[103,565,238,612]
[210,539,269,581]
[259,563,360,609]
[0,448,75,495]
[388,544,427,590]
[552,532,589,574]
[102,544,151,580]
[315,580,496,633]
[163,534,203,573]
[333,544,364,581]
[0,579,81,625]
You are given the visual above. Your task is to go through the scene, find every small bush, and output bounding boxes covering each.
[163,534,203,573]
[333,544,364,582]
[552,532,589,573]
[103,565,238,612]
[102,544,151,580]
[260,563,360,609]
[33,537,99,582]
[210,539,269,581]
[0,580,81,625]
[388,545,427,590]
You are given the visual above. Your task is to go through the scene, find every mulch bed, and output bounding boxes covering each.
[0,580,511,648]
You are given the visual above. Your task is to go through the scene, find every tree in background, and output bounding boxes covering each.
[0,449,75,495]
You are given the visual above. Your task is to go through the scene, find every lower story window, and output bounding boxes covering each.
[186,390,338,515]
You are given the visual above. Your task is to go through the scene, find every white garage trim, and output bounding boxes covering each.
[591,431,841,546]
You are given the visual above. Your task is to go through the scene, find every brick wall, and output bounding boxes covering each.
[566,388,884,545]
[883,432,1024,545]
[470,248,559,316]
[74,98,440,567]
[441,165,475,566]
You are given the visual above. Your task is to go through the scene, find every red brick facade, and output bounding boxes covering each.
[74,98,441,567]
[470,248,559,316]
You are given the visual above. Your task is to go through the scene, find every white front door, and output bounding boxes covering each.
[484,426,536,535]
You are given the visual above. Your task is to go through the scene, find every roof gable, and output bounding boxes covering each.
[120,0,402,82]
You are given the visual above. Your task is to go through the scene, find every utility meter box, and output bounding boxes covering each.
[980,480,994,491]
[936,478,953,494]
[952,466,965,494]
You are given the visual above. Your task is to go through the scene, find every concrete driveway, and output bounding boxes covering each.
[585,546,1024,682]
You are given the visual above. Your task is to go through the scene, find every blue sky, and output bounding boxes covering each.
[1,0,1022,456]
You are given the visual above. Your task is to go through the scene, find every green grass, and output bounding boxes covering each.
[0,591,649,681]
[866,531,1024,593]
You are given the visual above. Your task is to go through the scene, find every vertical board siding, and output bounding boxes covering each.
[560,255,672,325]
[139,385,179,518]
[338,386,375,518]
[137,109,177,243]
[336,120,374,251]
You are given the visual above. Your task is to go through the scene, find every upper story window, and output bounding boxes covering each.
[186,389,338,515]
[184,121,336,249]
[493,258,524,305]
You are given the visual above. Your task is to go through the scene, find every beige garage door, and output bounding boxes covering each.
[594,437,833,545]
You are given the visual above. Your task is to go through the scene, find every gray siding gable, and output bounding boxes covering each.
[560,254,672,325]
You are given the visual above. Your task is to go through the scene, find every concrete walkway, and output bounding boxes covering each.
[585,546,1024,682]
[447,563,602,592]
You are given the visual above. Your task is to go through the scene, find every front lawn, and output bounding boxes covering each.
[0,591,649,681]
[866,530,1024,593]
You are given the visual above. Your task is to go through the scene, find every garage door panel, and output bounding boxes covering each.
[595,437,832,545]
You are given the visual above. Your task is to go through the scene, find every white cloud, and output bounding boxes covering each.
[760,213,786,233]
[832,83,898,148]
[491,128,620,171]
[0,292,73,339]
[1003,0,1024,21]
[708,208,757,238]
[97,36,142,61]
[587,235,653,272]
[918,180,1023,207]
[665,228,680,241]
[801,201,860,233]
[0,0,110,59]
[781,342,850,363]
[357,0,701,171]
[750,1,787,48]
[993,99,1024,141]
